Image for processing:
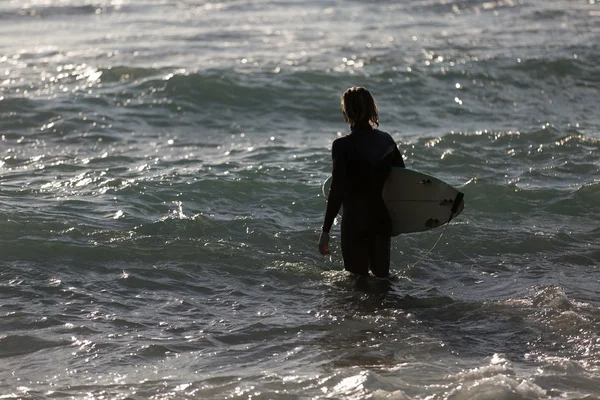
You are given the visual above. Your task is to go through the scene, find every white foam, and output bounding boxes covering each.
[445,375,547,400]
[443,354,547,400]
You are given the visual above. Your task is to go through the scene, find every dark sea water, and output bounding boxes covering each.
[1,0,600,398]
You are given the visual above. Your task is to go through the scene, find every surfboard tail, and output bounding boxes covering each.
[450,192,464,216]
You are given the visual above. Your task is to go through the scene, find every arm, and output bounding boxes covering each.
[391,144,405,168]
[322,141,345,233]
[381,141,405,169]
[319,140,345,255]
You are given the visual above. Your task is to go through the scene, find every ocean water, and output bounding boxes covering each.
[1,0,600,398]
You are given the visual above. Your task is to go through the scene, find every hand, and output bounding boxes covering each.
[318,231,331,255]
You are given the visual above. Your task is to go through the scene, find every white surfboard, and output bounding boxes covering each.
[322,167,464,236]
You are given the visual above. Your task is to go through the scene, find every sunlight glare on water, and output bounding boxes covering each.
[1,0,600,399]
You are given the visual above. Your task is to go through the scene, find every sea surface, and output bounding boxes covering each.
[1,0,600,398]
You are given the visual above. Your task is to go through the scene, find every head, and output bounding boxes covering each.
[341,86,379,128]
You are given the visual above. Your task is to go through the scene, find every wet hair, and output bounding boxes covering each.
[341,86,379,128]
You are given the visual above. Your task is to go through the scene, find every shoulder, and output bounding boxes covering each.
[332,135,351,152]
[374,128,392,138]
[374,129,397,144]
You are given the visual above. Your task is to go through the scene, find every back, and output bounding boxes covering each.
[332,128,404,232]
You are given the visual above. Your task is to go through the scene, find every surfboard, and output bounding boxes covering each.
[322,167,464,236]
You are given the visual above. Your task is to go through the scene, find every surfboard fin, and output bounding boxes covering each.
[425,218,441,227]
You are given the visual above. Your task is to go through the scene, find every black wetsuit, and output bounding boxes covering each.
[323,127,405,277]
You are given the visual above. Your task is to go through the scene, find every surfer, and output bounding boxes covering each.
[319,86,405,278]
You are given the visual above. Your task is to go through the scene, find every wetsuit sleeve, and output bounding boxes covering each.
[391,145,405,168]
[322,140,344,233]
[382,142,405,168]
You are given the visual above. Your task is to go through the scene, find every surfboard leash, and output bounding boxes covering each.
[407,192,464,270]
